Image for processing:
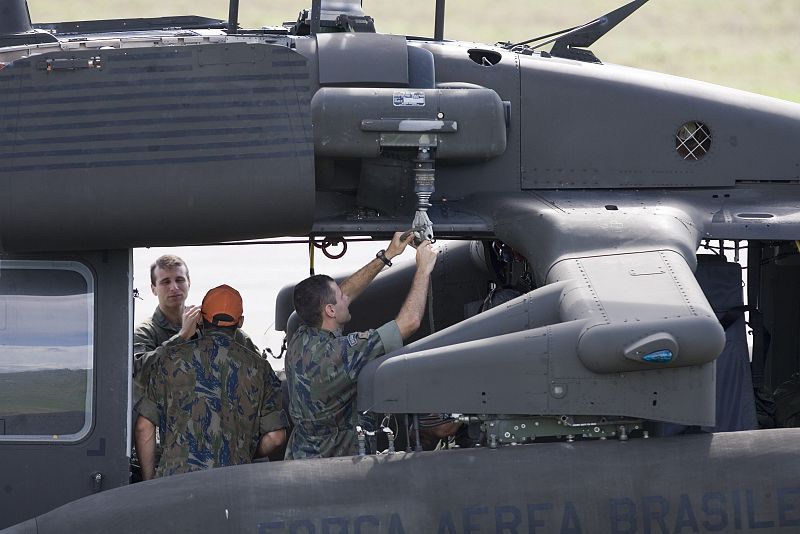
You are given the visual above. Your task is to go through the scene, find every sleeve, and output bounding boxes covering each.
[235,329,260,355]
[258,361,289,434]
[376,320,403,354]
[341,320,402,380]
[267,366,284,410]
[133,324,182,378]
[135,363,162,426]
[133,342,175,390]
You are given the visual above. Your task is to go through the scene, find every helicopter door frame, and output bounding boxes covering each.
[0,249,131,529]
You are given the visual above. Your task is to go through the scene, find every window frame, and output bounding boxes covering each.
[0,259,95,443]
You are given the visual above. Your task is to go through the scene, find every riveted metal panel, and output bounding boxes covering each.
[0,43,314,252]
[316,32,408,86]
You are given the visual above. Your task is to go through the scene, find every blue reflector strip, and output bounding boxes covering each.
[642,350,673,363]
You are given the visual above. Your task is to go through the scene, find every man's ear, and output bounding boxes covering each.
[324,303,336,319]
[237,316,244,328]
[151,284,157,296]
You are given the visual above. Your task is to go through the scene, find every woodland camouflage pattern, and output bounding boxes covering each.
[133,307,266,384]
[137,328,287,478]
[285,322,402,459]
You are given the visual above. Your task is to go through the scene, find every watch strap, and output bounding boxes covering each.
[376,249,392,267]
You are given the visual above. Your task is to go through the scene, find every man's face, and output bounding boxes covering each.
[329,282,351,326]
[151,265,190,311]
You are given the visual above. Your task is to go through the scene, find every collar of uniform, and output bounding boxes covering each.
[204,326,237,339]
[299,324,336,338]
[152,306,180,332]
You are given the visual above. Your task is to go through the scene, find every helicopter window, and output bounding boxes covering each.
[675,121,712,160]
[0,261,94,442]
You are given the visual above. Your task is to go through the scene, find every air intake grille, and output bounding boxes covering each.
[676,121,711,160]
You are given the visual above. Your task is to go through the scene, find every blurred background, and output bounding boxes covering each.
[30,0,800,100]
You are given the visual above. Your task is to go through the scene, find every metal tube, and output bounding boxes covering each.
[405,414,412,452]
[227,0,239,34]
[747,240,765,388]
[311,0,322,35]
[413,414,422,452]
[434,0,445,41]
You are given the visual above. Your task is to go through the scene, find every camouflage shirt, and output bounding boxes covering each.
[133,307,275,393]
[284,321,402,459]
[137,327,288,478]
[134,307,261,380]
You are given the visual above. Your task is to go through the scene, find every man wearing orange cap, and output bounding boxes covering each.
[132,256,266,480]
[135,285,288,479]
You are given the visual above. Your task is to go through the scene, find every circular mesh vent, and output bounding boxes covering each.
[676,121,711,160]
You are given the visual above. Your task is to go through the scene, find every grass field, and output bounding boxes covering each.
[26,0,800,102]
[0,369,86,415]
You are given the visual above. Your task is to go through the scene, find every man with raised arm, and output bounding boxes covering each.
[285,233,438,459]
[136,285,287,478]
[132,255,269,479]
[132,254,195,481]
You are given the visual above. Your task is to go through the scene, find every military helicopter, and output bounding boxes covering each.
[1,0,800,531]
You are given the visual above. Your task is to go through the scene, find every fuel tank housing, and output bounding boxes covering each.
[311,87,507,159]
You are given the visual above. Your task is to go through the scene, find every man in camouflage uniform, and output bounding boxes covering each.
[132,254,194,480]
[136,285,287,479]
[285,233,438,459]
[133,255,269,478]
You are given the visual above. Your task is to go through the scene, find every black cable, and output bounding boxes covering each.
[506,24,579,48]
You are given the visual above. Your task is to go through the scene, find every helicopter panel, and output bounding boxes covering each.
[0,43,315,252]
[518,54,800,189]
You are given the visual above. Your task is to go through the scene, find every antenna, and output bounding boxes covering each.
[549,0,649,62]
[227,0,239,34]
[434,0,445,41]
[0,0,32,35]
[311,0,321,34]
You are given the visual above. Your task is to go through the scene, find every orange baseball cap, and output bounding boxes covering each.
[201,285,243,327]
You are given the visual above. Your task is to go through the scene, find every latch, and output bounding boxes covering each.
[38,56,102,72]
[90,472,104,493]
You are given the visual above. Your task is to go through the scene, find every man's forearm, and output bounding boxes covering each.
[134,415,157,480]
[342,233,413,300]
[395,268,433,339]
[340,257,385,301]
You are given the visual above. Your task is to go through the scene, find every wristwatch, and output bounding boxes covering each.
[376,249,392,267]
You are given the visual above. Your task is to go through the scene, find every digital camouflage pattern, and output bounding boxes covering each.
[133,306,264,383]
[133,308,281,409]
[137,328,287,478]
[132,308,279,474]
[284,321,402,459]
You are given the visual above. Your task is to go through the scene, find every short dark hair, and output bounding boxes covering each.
[150,255,189,285]
[293,275,336,328]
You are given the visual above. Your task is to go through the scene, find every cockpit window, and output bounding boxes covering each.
[0,261,94,442]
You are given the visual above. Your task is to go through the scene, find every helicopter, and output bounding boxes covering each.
[1,0,800,531]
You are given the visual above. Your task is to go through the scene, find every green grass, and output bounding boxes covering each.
[26,0,800,102]
[0,369,87,415]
